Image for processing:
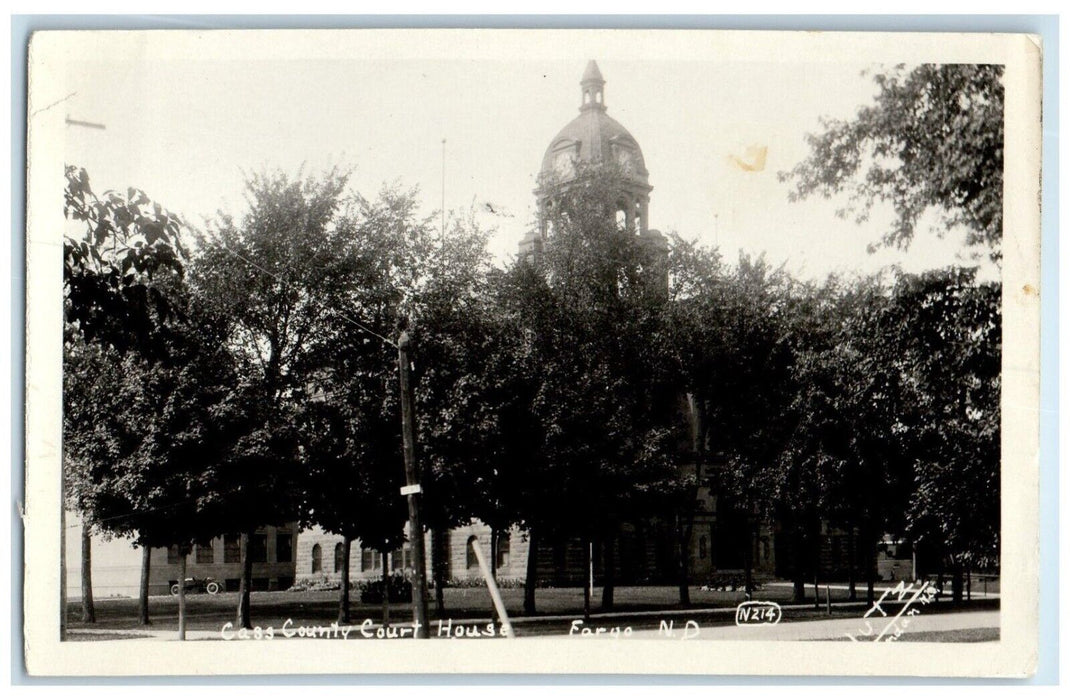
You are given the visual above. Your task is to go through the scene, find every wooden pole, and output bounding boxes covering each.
[398,329,430,638]
[470,536,514,638]
[177,549,187,641]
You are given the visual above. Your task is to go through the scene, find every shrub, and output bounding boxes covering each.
[359,574,413,604]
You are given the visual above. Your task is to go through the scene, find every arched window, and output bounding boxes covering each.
[466,535,479,570]
[496,533,511,569]
[699,536,708,560]
[616,209,627,229]
[334,542,344,572]
[311,543,322,573]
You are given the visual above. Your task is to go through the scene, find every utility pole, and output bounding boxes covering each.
[398,325,430,638]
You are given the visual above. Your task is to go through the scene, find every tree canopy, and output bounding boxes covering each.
[782,64,1004,259]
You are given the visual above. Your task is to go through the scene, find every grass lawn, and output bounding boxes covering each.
[67,585,770,632]
[65,583,997,636]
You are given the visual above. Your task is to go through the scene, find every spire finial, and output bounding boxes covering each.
[579,60,606,112]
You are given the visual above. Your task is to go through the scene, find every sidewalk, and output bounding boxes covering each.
[623,609,999,641]
[764,581,1001,600]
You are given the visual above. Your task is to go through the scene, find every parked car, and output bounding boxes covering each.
[169,576,221,596]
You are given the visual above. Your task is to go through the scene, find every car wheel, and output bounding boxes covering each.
[206,582,220,595]
[170,584,180,596]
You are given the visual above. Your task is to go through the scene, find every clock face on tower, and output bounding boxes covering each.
[615,147,635,174]
[553,149,575,178]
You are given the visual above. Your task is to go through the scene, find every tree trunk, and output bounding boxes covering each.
[676,515,693,607]
[865,534,875,607]
[80,525,95,623]
[847,527,857,602]
[177,549,187,641]
[812,520,821,611]
[523,528,538,615]
[601,531,615,611]
[381,553,390,626]
[743,516,754,599]
[951,559,964,603]
[138,545,152,625]
[582,537,591,621]
[966,563,972,601]
[337,537,352,624]
[791,526,806,603]
[236,531,252,629]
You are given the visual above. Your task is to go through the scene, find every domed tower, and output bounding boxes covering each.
[520,60,666,266]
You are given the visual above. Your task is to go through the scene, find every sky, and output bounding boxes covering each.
[47,32,996,285]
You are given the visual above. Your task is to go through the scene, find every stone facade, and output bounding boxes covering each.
[148,523,298,595]
[294,522,530,584]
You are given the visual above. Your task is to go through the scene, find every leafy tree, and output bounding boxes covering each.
[665,248,797,598]
[63,165,187,355]
[509,163,684,613]
[890,268,1001,601]
[298,186,445,623]
[62,165,188,624]
[782,64,1004,259]
[63,276,247,636]
[193,168,363,628]
[773,274,913,605]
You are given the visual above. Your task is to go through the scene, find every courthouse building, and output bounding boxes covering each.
[295,62,783,588]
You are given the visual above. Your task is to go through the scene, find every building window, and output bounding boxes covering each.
[497,533,511,569]
[276,534,293,563]
[196,542,214,564]
[361,549,383,572]
[250,534,268,563]
[466,535,479,570]
[699,536,708,560]
[311,544,322,573]
[334,542,345,572]
[167,545,182,565]
[392,547,412,572]
[224,534,240,563]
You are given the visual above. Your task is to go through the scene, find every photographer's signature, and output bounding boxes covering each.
[845,580,938,642]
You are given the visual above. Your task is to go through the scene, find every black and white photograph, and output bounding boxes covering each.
[22,28,1042,677]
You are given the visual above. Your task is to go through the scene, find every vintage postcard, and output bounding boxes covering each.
[23,28,1042,677]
